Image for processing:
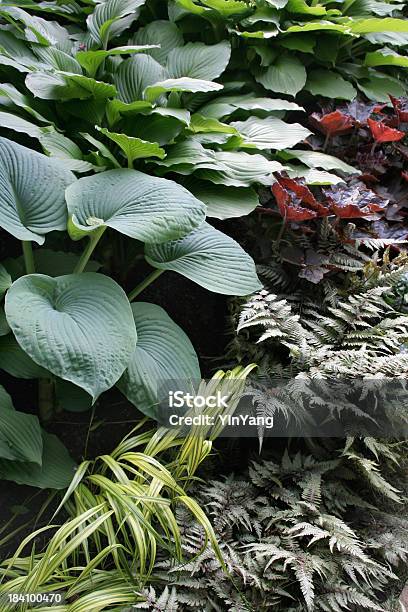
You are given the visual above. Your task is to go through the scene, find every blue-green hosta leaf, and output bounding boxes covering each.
[0,264,11,299]
[144,78,223,102]
[189,181,259,219]
[256,55,307,97]
[199,94,303,119]
[0,385,13,411]
[0,431,76,489]
[0,6,70,46]
[145,222,262,295]
[5,274,137,401]
[40,132,98,173]
[26,72,116,100]
[0,409,43,464]
[364,31,408,46]
[166,41,231,81]
[66,169,206,243]
[118,302,200,417]
[114,54,166,102]
[0,83,49,123]
[55,379,92,413]
[76,45,159,77]
[130,20,184,65]
[196,151,285,186]
[365,48,408,68]
[34,47,83,74]
[230,116,311,150]
[287,166,345,185]
[0,137,75,244]
[0,111,52,140]
[0,334,48,379]
[305,70,357,100]
[121,114,186,145]
[0,309,10,337]
[96,127,165,163]
[282,150,359,174]
[87,0,147,47]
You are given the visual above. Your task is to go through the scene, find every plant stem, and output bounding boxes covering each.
[22,241,35,274]
[127,156,133,169]
[38,378,55,422]
[73,226,106,274]
[128,269,164,301]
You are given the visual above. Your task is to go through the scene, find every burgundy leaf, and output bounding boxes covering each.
[310,110,354,137]
[271,182,318,221]
[324,183,389,219]
[389,95,408,123]
[367,118,405,143]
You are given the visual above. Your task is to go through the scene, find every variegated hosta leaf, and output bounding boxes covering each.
[66,169,206,243]
[0,137,75,244]
[118,302,200,418]
[230,116,311,150]
[5,273,137,401]
[145,222,262,295]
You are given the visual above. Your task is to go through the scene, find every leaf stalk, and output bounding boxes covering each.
[128,269,164,301]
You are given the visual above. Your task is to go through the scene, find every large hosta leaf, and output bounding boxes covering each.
[130,20,184,65]
[189,181,259,219]
[256,55,307,97]
[305,70,357,100]
[114,54,166,102]
[167,41,231,80]
[87,0,147,47]
[282,150,359,174]
[200,94,303,119]
[0,137,75,244]
[230,116,311,150]
[76,45,159,77]
[0,334,47,379]
[0,408,42,464]
[145,222,262,295]
[0,431,75,489]
[5,274,137,400]
[0,385,13,411]
[66,169,205,243]
[26,72,116,100]
[144,77,223,102]
[0,264,11,299]
[118,302,200,418]
[365,48,408,68]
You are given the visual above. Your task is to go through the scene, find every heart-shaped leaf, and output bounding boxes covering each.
[230,116,311,150]
[96,127,165,163]
[145,222,262,295]
[118,302,200,418]
[114,55,166,103]
[66,169,206,243]
[5,273,137,400]
[0,408,43,465]
[87,0,147,47]
[130,20,184,65]
[0,137,75,244]
[76,45,159,77]
[256,55,307,97]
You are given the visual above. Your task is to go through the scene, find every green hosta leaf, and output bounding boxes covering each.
[145,222,262,295]
[0,409,43,464]
[196,151,284,186]
[350,17,408,34]
[284,22,351,34]
[59,72,117,99]
[189,181,259,219]
[26,72,116,100]
[76,45,159,77]
[166,41,231,81]
[144,78,223,102]
[40,132,97,173]
[230,116,311,150]
[0,431,75,489]
[107,99,152,124]
[96,127,165,163]
[0,264,11,299]
[189,114,238,134]
[5,274,137,400]
[365,48,408,68]
[357,73,406,101]
[0,309,10,337]
[117,302,200,418]
[279,33,316,54]
[287,166,345,185]
[364,31,408,46]
[202,0,250,16]
[282,150,359,174]
[87,0,146,47]
[256,55,307,97]
[0,385,13,411]
[0,334,47,379]
[130,20,184,65]
[305,70,357,100]
[66,169,206,243]
[286,0,327,15]
[121,114,184,145]
[35,47,83,74]
[152,107,191,125]
[114,55,166,103]
[0,137,75,244]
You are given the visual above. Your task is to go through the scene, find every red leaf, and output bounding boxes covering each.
[367,118,405,143]
[402,171,408,183]
[310,110,354,137]
[271,182,318,221]
[278,176,318,207]
[389,95,408,123]
[324,183,389,219]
